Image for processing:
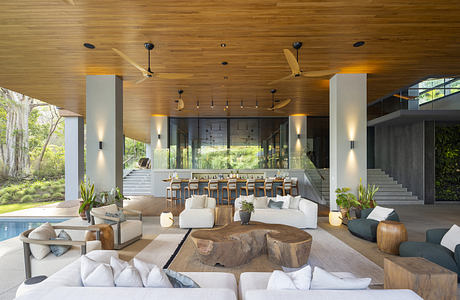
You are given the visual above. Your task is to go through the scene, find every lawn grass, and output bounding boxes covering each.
[0,201,60,215]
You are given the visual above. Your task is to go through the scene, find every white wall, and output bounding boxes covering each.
[64,116,84,200]
[329,74,367,210]
[289,115,307,169]
[86,75,123,194]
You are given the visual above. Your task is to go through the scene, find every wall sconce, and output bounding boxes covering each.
[158,134,161,139]
[98,141,103,150]
[350,140,355,149]
[297,134,301,139]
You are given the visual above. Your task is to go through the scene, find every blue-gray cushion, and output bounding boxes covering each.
[268,200,283,209]
[50,230,72,257]
[163,269,200,288]
[104,211,126,225]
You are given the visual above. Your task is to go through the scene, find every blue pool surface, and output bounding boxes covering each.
[0,218,68,242]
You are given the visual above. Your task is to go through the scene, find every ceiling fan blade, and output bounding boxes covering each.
[63,0,76,5]
[301,69,340,77]
[268,74,295,85]
[273,98,291,110]
[283,49,300,75]
[112,48,150,76]
[155,73,193,80]
[135,76,148,85]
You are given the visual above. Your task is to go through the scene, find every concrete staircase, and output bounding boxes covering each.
[123,169,151,196]
[316,168,423,205]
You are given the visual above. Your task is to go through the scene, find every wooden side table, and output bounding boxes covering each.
[376,220,407,255]
[384,257,457,300]
[214,206,234,226]
[85,223,114,250]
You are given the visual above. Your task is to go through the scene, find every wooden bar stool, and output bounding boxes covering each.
[256,178,274,197]
[184,178,200,198]
[276,178,292,196]
[223,178,237,205]
[204,179,219,204]
[291,177,299,196]
[240,179,255,196]
[166,179,182,206]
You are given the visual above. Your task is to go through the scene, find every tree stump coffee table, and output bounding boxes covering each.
[190,221,312,267]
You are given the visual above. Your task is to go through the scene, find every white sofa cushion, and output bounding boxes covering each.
[276,194,291,209]
[190,195,207,208]
[440,224,460,252]
[132,258,172,288]
[310,267,371,290]
[289,196,301,210]
[80,255,114,287]
[235,208,307,228]
[267,270,296,290]
[110,257,143,287]
[366,206,394,222]
[179,207,214,228]
[111,219,142,244]
[253,197,268,209]
[29,223,57,260]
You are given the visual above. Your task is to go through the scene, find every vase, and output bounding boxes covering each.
[354,207,362,219]
[79,200,89,220]
[340,207,348,223]
[239,211,251,225]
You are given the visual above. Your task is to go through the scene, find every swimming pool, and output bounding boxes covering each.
[0,218,69,242]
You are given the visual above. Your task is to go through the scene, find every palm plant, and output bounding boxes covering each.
[78,178,96,215]
[357,178,379,209]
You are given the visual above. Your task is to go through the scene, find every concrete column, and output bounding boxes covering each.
[151,116,168,195]
[145,143,152,159]
[329,74,367,210]
[64,116,84,200]
[86,75,123,195]
[289,115,307,169]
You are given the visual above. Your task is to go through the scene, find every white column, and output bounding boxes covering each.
[150,116,168,195]
[289,115,307,169]
[145,143,152,159]
[329,74,367,210]
[86,75,123,195]
[64,116,84,200]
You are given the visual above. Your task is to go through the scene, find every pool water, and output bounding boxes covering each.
[0,218,68,242]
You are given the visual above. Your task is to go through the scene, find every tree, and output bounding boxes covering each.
[35,106,62,171]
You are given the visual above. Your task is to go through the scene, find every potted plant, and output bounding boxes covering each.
[335,187,359,221]
[356,178,379,218]
[79,178,96,222]
[239,200,254,225]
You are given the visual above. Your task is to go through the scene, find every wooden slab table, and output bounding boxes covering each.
[191,221,312,268]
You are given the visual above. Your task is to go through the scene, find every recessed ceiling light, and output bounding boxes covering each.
[83,43,95,49]
[353,41,365,47]
[221,61,228,65]
[220,43,226,47]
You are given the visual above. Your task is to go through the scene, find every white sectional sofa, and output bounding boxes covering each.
[239,272,423,300]
[179,196,216,228]
[234,196,318,229]
[16,250,237,300]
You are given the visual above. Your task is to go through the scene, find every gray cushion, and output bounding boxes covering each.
[163,269,200,288]
[347,218,379,242]
[268,200,283,209]
[104,211,126,225]
[50,230,72,257]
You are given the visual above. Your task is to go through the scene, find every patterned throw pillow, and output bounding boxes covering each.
[50,230,72,257]
[164,269,200,288]
[104,211,126,225]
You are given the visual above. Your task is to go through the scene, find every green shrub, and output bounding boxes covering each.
[20,195,33,203]
[0,194,10,204]
[16,190,25,197]
[41,193,51,200]
[26,185,39,194]
[51,192,63,201]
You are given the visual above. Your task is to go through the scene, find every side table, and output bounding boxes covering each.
[384,257,457,300]
[377,220,407,255]
[214,206,233,226]
[85,223,114,250]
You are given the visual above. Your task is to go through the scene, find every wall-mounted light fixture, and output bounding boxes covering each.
[350,140,355,149]
[99,141,103,150]
[297,134,301,139]
[158,134,161,139]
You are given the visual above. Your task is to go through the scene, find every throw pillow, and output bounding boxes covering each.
[253,197,268,209]
[110,256,129,281]
[50,230,72,257]
[80,255,114,287]
[440,224,460,253]
[190,195,207,209]
[104,211,126,225]
[267,270,297,290]
[268,199,283,209]
[310,267,371,290]
[285,264,312,290]
[29,222,57,260]
[276,194,291,209]
[164,269,200,288]
[366,206,394,222]
[289,196,301,210]
[132,258,172,288]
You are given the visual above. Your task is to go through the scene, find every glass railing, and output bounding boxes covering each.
[292,151,327,203]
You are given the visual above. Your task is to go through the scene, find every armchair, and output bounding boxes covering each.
[400,228,460,282]
[20,225,101,279]
[347,207,400,242]
[179,197,216,228]
[90,204,143,249]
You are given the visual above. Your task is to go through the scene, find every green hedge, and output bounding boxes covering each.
[435,124,460,201]
[0,178,65,205]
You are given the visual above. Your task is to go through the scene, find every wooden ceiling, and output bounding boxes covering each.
[1,0,459,142]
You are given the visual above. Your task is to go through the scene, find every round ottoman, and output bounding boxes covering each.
[377,220,408,255]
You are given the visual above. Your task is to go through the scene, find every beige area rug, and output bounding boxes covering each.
[168,226,384,284]
[117,234,158,261]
